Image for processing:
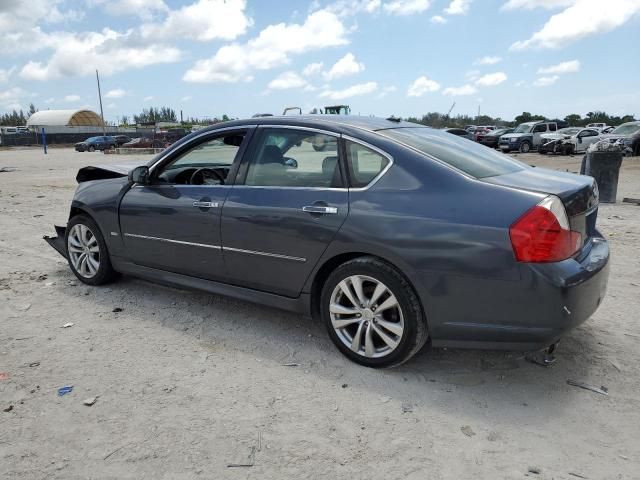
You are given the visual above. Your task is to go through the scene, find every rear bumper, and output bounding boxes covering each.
[43,225,67,259]
[427,234,610,350]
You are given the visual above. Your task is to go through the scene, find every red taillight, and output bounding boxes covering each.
[509,195,582,263]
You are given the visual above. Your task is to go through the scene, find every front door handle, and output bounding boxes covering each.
[193,201,219,208]
[302,205,338,214]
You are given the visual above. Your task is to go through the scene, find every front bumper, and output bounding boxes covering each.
[499,141,517,152]
[427,234,610,350]
[44,225,67,258]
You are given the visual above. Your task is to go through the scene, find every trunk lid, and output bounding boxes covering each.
[483,166,599,243]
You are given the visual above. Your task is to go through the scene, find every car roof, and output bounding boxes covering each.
[198,115,424,135]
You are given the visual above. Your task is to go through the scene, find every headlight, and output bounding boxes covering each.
[510,137,517,142]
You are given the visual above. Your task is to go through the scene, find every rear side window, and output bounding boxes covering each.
[381,127,526,179]
[345,140,390,188]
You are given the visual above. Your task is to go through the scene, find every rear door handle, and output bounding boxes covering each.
[193,201,219,208]
[302,205,338,214]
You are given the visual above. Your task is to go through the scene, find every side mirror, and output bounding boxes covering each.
[284,158,298,169]
[128,165,150,184]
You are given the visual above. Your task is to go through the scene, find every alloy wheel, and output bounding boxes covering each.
[67,224,100,278]
[329,275,404,358]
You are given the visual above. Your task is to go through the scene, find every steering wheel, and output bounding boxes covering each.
[190,168,226,185]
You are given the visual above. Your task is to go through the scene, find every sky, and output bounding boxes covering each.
[1,0,639,123]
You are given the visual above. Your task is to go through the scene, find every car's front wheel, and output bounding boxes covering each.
[88,145,95,152]
[65,215,118,285]
[519,141,531,153]
[321,257,428,368]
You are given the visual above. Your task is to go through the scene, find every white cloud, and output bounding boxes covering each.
[537,59,580,74]
[443,84,478,96]
[323,0,381,16]
[502,0,576,9]
[533,75,559,86]
[0,67,15,83]
[384,0,432,15]
[183,10,349,83]
[140,0,251,42]
[407,76,441,96]
[430,15,447,23]
[0,87,26,109]
[465,69,480,81]
[143,96,154,102]
[104,88,127,99]
[181,95,192,102]
[475,55,502,65]
[377,85,398,99]
[89,0,169,20]
[319,81,378,100]
[19,29,181,81]
[323,53,364,81]
[510,0,640,50]
[303,62,324,76]
[64,94,81,102]
[268,71,308,90]
[444,0,473,15]
[475,72,507,86]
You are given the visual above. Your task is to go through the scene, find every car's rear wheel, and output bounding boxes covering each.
[321,257,428,368]
[65,215,118,285]
[519,141,531,153]
[88,145,95,152]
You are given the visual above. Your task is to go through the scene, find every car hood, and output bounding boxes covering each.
[540,133,567,141]
[601,133,630,141]
[482,166,597,216]
[500,133,526,140]
[76,161,146,183]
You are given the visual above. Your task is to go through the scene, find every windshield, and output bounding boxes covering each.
[612,123,640,136]
[557,128,580,135]
[513,124,533,134]
[381,127,526,179]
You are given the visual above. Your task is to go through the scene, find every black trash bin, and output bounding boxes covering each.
[582,151,623,203]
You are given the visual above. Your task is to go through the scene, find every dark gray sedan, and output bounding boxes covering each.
[45,116,609,368]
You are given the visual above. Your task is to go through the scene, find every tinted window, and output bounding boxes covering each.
[549,124,557,131]
[381,127,526,179]
[245,129,341,188]
[345,140,389,188]
[533,124,546,133]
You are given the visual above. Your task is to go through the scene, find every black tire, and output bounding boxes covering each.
[65,214,118,286]
[519,141,531,153]
[88,145,95,152]
[634,141,640,157]
[320,256,428,368]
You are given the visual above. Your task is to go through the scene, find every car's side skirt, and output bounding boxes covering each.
[110,256,312,316]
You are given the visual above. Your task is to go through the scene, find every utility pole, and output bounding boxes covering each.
[477,104,481,125]
[96,69,106,135]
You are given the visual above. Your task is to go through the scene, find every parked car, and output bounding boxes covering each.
[586,123,608,129]
[45,116,609,368]
[75,136,116,152]
[114,135,132,146]
[122,137,164,149]
[499,121,560,153]
[539,128,601,155]
[478,128,514,148]
[601,121,640,156]
[444,127,474,140]
[474,126,498,142]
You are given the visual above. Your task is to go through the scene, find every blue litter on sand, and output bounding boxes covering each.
[57,386,73,396]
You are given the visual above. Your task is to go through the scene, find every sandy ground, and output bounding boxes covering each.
[1,147,639,480]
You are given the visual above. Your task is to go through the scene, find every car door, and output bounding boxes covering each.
[220,126,348,297]
[532,124,547,146]
[118,127,252,280]
[578,129,600,151]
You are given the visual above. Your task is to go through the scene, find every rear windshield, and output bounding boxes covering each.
[380,127,527,179]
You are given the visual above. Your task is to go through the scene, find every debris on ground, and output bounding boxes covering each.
[83,396,98,406]
[525,351,556,367]
[569,472,588,479]
[401,403,414,413]
[28,362,39,367]
[61,322,74,328]
[341,383,348,388]
[0,167,17,173]
[567,379,609,396]
[112,307,123,313]
[622,197,640,206]
[16,303,32,311]
[528,466,542,474]
[379,395,392,403]
[227,446,256,467]
[0,372,9,380]
[461,425,476,437]
[3,405,13,412]
[57,386,74,396]
[282,363,300,367]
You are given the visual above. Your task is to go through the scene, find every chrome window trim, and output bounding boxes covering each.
[148,125,257,176]
[123,233,306,262]
[230,185,348,192]
[259,124,341,138]
[342,134,395,191]
[124,233,221,250]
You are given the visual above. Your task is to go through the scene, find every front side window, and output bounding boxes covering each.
[155,131,246,185]
[345,140,390,188]
[533,124,546,133]
[245,129,342,188]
